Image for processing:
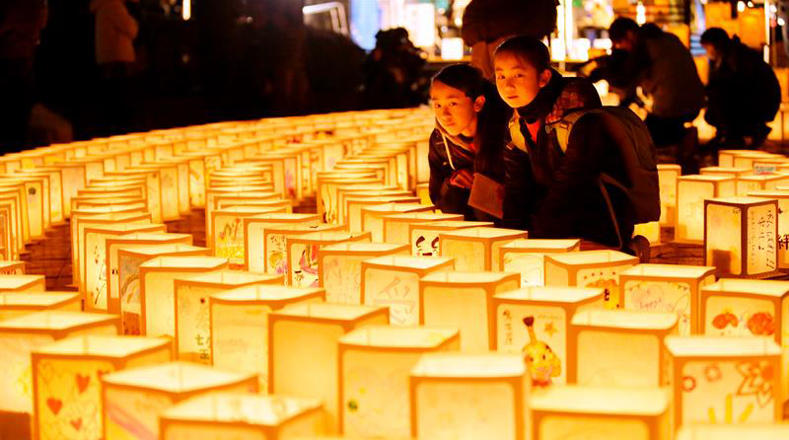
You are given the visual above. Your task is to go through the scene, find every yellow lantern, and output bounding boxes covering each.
[243,213,321,273]
[439,227,528,271]
[544,250,639,309]
[408,220,494,256]
[498,239,581,286]
[174,270,283,363]
[704,197,778,278]
[700,166,752,179]
[416,182,430,205]
[32,335,172,440]
[287,231,372,287]
[0,274,45,292]
[529,385,671,440]
[420,272,519,351]
[677,424,789,439]
[317,174,381,224]
[676,175,736,243]
[105,169,163,223]
[159,393,325,440]
[732,151,783,169]
[633,221,661,245]
[129,164,183,221]
[568,309,678,386]
[0,292,80,321]
[269,303,389,432]
[346,196,421,232]
[735,174,789,195]
[211,206,287,268]
[338,326,459,437]
[101,361,259,440]
[750,189,789,269]
[361,255,454,326]
[381,212,463,245]
[318,242,409,304]
[336,186,405,222]
[409,353,529,440]
[0,260,25,275]
[665,336,782,425]
[0,311,119,416]
[210,285,324,391]
[139,256,228,337]
[264,223,346,276]
[360,203,435,240]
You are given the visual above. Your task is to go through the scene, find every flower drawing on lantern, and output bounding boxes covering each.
[521,316,561,387]
[216,217,243,263]
[746,312,775,336]
[736,360,775,408]
[267,234,288,276]
[294,244,320,287]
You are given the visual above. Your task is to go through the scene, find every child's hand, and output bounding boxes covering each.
[449,169,474,189]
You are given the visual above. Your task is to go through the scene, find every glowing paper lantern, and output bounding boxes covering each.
[211,206,286,268]
[0,260,25,275]
[264,223,345,276]
[336,186,405,222]
[568,309,677,386]
[544,250,639,309]
[420,272,519,351]
[210,285,324,391]
[633,221,661,245]
[101,361,258,440]
[529,386,671,440]
[677,424,789,440]
[361,203,435,240]
[139,256,228,337]
[0,292,80,321]
[269,303,389,432]
[750,190,789,269]
[317,175,381,224]
[338,326,459,437]
[498,239,581,286]
[174,270,283,363]
[346,196,421,233]
[704,197,778,278]
[732,152,783,169]
[676,175,736,243]
[361,256,454,326]
[409,353,528,440]
[381,212,462,245]
[0,311,119,416]
[439,227,527,272]
[700,166,752,179]
[159,393,325,440]
[735,174,789,195]
[244,213,321,273]
[0,274,45,292]
[286,231,371,287]
[492,286,604,386]
[318,242,409,304]
[408,221,492,257]
[665,336,782,425]
[32,336,172,440]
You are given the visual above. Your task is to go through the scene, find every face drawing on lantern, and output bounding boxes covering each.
[522,316,561,386]
[415,235,440,257]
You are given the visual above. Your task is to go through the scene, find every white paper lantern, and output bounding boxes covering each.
[286,231,372,287]
[243,213,321,273]
[409,221,493,257]
[318,242,409,304]
[545,250,639,310]
[439,227,528,271]
[676,175,736,243]
[498,239,581,286]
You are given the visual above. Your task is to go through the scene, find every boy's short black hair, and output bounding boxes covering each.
[494,36,551,73]
[700,27,731,50]
[609,17,640,42]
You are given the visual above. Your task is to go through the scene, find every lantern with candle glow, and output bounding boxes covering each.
[750,189,789,269]
[735,174,789,195]
[286,231,371,287]
[704,197,779,278]
[544,250,638,309]
[0,292,80,321]
[439,227,527,272]
[174,270,283,363]
[318,242,409,304]
[676,175,736,243]
[677,424,789,440]
[264,223,345,277]
[346,196,421,233]
[498,239,581,286]
[210,285,324,391]
[665,336,782,425]
[700,166,752,179]
[32,335,172,440]
[338,326,459,437]
[409,221,494,256]
[211,206,287,268]
[529,385,671,440]
[0,260,25,275]
[420,272,519,352]
[317,175,382,224]
[409,353,529,440]
[360,203,435,241]
[101,361,258,440]
[269,303,388,432]
[381,212,463,245]
[0,274,45,292]
[361,256,454,326]
[732,152,783,169]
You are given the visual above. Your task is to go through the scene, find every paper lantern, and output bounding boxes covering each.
[361,203,435,240]
[420,272,519,351]
[633,221,661,245]
[0,260,25,275]
[130,164,183,221]
[317,175,381,224]
[16,167,65,225]
[569,309,677,387]
[735,174,789,195]
[0,311,119,416]
[286,231,372,287]
[749,189,789,269]
[409,221,492,257]
[346,196,421,233]
[174,270,283,363]
[439,227,528,272]
[361,256,454,326]
[409,353,529,440]
[700,166,752,179]
[211,206,287,268]
[544,250,639,309]
[336,186,405,222]
[264,223,346,276]
[0,292,80,321]
[338,326,459,437]
[32,335,173,440]
[210,285,324,391]
[498,239,581,286]
[159,393,325,440]
[676,175,736,243]
[101,361,258,440]
[0,274,45,293]
[732,152,783,169]
[492,286,604,386]
[139,256,228,337]
[704,197,779,278]
[105,170,163,223]
[243,213,321,273]
[677,424,789,440]
[269,303,389,432]
[665,336,782,425]
[318,242,409,304]
[381,212,463,245]
[529,385,671,440]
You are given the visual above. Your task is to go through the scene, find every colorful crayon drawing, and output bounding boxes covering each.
[522,316,561,387]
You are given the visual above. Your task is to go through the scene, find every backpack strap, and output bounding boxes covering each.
[440,132,456,171]
[552,109,593,154]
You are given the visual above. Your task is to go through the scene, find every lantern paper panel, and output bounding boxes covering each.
[0,260,24,275]
[676,424,789,440]
[360,203,435,241]
[700,166,752,178]
[409,353,529,440]
[0,274,46,293]
[210,285,324,391]
[544,250,639,309]
[244,213,322,273]
[420,272,519,352]
[492,287,605,386]
[749,190,789,269]
[287,231,372,288]
[736,175,789,196]
[174,271,284,363]
[345,196,420,233]
[101,362,259,440]
[212,207,287,268]
[657,164,681,226]
[361,256,454,326]
[439,227,528,272]
[676,175,736,243]
[269,303,389,433]
[381,212,463,245]
[265,224,346,277]
[409,221,493,257]
[338,326,459,438]
[621,264,717,335]
[0,292,80,321]
[569,309,678,387]
[318,242,409,304]
[704,197,778,278]
[31,335,173,440]
[498,239,581,286]
[665,336,782,426]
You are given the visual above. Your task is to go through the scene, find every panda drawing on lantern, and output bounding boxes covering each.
[522,316,561,386]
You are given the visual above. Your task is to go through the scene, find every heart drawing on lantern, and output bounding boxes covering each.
[46,398,62,415]
[70,418,82,431]
[76,374,90,393]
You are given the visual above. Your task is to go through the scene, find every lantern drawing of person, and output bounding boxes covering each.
[522,316,561,386]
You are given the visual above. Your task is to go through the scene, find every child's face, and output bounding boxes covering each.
[494,52,547,109]
[430,80,481,137]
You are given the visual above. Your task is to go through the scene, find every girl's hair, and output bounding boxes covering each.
[431,63,510,178]
[494,36,551,73]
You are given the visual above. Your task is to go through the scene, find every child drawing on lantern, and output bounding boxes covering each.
[294,244,320,287]
[415,235,440,256]
[522,316,561,386]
